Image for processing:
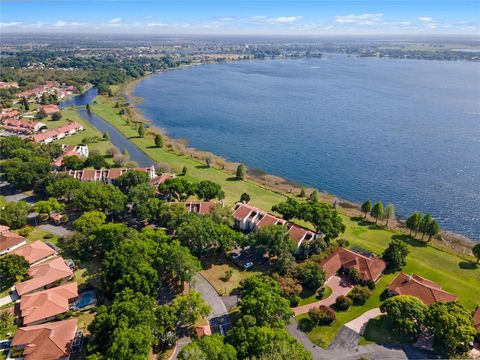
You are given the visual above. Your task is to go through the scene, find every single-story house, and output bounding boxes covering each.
[58,166,157,183]
[16,257,74,296]
[0,225,27,256]
[184,201,221,215]
[11,240,57,265]
[0,81,19,89]
[232,203,316,249]
[20,282,78,326]
[0,109,21,120]
[40,104,59,115]
[150,173,175,187]
[52,144,89,168]
[321,246,387,282]
[387,273,458,305]
[30,122,84,144]
[11,318,77,360]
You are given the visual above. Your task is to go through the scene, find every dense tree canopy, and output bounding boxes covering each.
[72,182,126,213]
[0,201,30,229]
[0,254,29,291]
[248,225,296,257]
[382,240,409,271]
[179,334,237,360]
[380,295,426,336]
[114,170,150,193]
[195,180,225,201]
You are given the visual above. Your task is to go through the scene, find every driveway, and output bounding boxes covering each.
[345,308,381,335]
[293,275,353,315]
[38,224,72,237]
[0,291,18,307]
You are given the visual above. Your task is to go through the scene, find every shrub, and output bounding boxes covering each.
[43,233,54,239]
[335,295,353,311]
[308,305,336,325]
[348,286,372,305]
[365,280,376,290]
[289,295,301,307]
[222,269,233,282]
[18,225,33,237]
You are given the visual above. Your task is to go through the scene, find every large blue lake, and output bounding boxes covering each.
[134,55,480,240]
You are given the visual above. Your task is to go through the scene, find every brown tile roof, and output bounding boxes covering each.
[11,319,77,360]
[473,306,480,330]
[184,201,218,215]
[321,247,386,282]
[256,213,281,228]
[20,283,78,325]
[387,273,458,305]
[233,203,254,220]
[16,257,73,296]
[0,231,27,253]
[11,241,57,265]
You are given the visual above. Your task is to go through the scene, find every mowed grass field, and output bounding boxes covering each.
[90,93,480,346]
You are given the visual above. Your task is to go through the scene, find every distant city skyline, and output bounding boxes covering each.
[1,1,479,35]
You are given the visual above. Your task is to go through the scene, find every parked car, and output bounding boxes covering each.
[230,252,241,260]
[243,262,253,270]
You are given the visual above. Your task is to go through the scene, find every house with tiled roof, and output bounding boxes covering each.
[16,257,74,296]
[473,306,480,331]
[0,225,27,256]
[58,166,157,183]
[11,318,77,360]
[321,246,386,282]
[387,273,458,305]
[30,122,84,144]
[184,201,221,215]
[52,144,89,169]
[40,104,59,115]
[20,283,78,326]
[11,240,57,265]
[232,203,316,249]
[1,119,46,134]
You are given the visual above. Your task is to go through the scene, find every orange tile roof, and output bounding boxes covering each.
[321,247,386,282]
[195,324,212,337]
[0,231,27,253]
[11,319,77,360]
[473,306,480,330]
[11,241,57,265]
[16,257,73,296]
[387,273,458,305]
[233,203,254,220]
[184,201,218,215]
[20,283,78,325]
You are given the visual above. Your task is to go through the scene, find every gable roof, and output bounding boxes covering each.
[16,257,73,296]
[20,283,78,325]
[11,241,57,265]
[0,230,27,253]
[321,247,386,282]
[11,319,77,360]
[184,201,218,215]
[387,273,458,305]
[473,306,480,331]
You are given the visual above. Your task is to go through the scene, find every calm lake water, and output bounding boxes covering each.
[134,55,480,240]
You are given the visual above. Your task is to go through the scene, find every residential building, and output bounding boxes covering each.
[0,108,21,120]
[0,81,19,89]
[40,104,59,115]
[59,166,157,183]
[232,203,316,248]
[1,119,46,134]
[30,122,84,144]
[321,246,387,282]
[0,225,27,256]
[11,319,77,360]
[387,273,458,305]
[20,283,78,326]
[16,257,74,296]
[52,144,89,168]
[11,240,57,265]
[184,201,221,215]
[473,306,480,331]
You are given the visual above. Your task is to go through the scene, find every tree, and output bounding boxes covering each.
[72,211,106,235]
[171,291,211,327]
[114,170,150,193]
[370,201,384,224]
[51,112,62,121]
[419,214,432,239]
[348,286,371,305]
[37,108,47,119]
[424,301,476,355]
[195,180,225,201]
[179,334,237,360]
[106,324,153,360]
[271,198,301,221]
[303,202,345,243]
[275,251,297,276]
[84,153,108,169]
[238,276,293,327]
[308,305,336,325]
[21,97,29,111]
[158,178,196,201]
[296,262,325,290]
[181,165,187,176]
[335,295,353,311]
[248,225,296,257]
[309,190,319,202]
[154,134,163,148]
[45,176,80,204]
[128,183,156,217]
[473,243,480,263]
[33,197,64,220]
[2,156,51,190]
[208,204,234,227]
[382,240,409,271]
[236,164,246,180]
[0,201,30,229]
[406,212,424,236]
[240,192,250,204]
[383,203,395,227]
[138,123,145,138]
[176,215,219,255]
[380,295,426,336]
[0,254,29,291]
[299,188,306,198]
[425,219,440,241]
[86,103,91,113]
[361,200,372,218]
[102,132,110,141]
[62,155,84,170]
[72,182,126,214]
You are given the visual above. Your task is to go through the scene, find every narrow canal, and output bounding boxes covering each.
[60,88,155,168]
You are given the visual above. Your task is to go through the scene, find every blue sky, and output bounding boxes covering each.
[1,1,479,34]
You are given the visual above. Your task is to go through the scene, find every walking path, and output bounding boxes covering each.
[345,307,381,335]
[293,276,353,315]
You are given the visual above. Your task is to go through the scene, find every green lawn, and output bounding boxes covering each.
[24,227,62,245]
[297,285,332,306]
[359,315,417,345]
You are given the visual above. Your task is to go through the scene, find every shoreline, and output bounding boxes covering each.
[112,64,477,253]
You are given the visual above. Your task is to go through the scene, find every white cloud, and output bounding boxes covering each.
[53,20,87,27]
[0,22,23,27]
[335,13,384,25]
[418,16,434,22]
[269,16,303,24]
[147,22,168,27]
[217,17,234,21]
[109,18,122,24]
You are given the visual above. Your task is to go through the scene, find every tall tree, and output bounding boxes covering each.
[473,243,480,264]
[309,190,319,202]
[195,180,225,201]
[154,134,163,148]
[384,203,395,227]
[382,240,409,271]
[33,197,65,220]
[158,178,196,201]
[114,170,150,193]
[370,201,384,224]
[179,334,237,360]
[236,164,246,180]
[138,123,145,138]
[0,254,29,291]
[303,202,345,243]
[271,198,301,221]
[171,291,211,327]
[361,200,372,218]
[248,225,296,257]
[240,192,250,204]
[0,201,30,229]
[406,212,424,236]
[380,295,426,336]
[419,214,432,239]
[426,219,440,241]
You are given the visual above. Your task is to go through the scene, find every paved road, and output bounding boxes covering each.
[293,275,353,315]
[193,274,228,319]
[38,224,72,237]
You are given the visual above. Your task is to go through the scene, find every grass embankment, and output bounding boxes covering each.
[89,93,480,347]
